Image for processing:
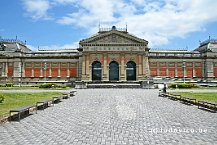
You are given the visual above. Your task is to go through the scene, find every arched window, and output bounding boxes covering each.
[126,61,136,81]
[92,61,102,81]
[109,61,119,81]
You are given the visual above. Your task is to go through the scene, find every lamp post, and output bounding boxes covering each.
[183,60,186,83]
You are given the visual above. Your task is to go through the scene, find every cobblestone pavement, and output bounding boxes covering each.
[0,89,217,145]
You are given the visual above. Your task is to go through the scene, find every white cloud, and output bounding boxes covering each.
[22,0,51,20]
[53,0,78,4]
[27,42,78,51]
[22,0,217,47]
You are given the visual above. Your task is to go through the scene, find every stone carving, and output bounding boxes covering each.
[92,34,138,44]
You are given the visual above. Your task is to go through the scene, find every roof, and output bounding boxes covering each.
[194,39,217,52]
[0,38,31,52]
[79,26,148,45]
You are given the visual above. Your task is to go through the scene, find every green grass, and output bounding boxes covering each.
[169,87,217,90]
[172,92,217,103]
[0,92,63,116]
[0,86,71,90]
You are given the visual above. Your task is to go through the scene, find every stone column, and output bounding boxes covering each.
[86,55,90,80]
[142,55,149,79]
[120,55,125,81]
[103,54,108,81]
[138,55,142,76]
[81,55,87,80]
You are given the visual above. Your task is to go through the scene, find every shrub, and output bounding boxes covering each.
[169,83,198,89]
[31,85,39,88]
[5,83,14,87]
[39,83,57,88]
[0,94,5,103]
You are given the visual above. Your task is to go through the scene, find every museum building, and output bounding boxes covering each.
[0,26,217,86]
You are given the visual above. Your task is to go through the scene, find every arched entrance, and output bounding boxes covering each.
[126,61,136,81]
[109,61,119,81]
[92,61,102,81]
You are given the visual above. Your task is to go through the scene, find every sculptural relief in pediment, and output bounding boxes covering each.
[89,34,142,44]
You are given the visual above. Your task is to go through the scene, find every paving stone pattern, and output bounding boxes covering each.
[0,89,217,145]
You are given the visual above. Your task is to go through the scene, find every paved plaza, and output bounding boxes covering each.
[0,89,217,145]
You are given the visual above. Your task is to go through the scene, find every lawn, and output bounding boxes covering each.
[0,86,71,90]
[0,92,63,116]
[172,92,217,103]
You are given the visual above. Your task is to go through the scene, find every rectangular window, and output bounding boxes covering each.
[168,63,175,67]
[177,63,183,67]
[159,62,166,67]
[25,62,32,67]
[150,62,157,67]
[186,62,192,67]
[52,62,59,67]
[34,63,41,68]
[195,62,202,67]
[61,63,67,67]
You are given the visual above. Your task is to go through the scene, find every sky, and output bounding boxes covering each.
[0,0,217,50]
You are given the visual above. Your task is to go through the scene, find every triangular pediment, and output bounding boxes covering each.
[80,30,148,45]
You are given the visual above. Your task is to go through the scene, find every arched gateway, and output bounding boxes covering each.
[109,61,119,81]
[126,61,136,81]
[92,61,102,81]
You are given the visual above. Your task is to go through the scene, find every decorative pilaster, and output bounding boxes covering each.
[22,62,25,77]
[31,63,34,77]
[86,55,90,80]
[81,55,87,80]
[193,62,196,77]
[175,63,178,77]
[58,63,61,77]
[143,56,150,78]
[120,55,125,81]
[2,62,7,77]
[103,54,108,81]
[67,62,70,77]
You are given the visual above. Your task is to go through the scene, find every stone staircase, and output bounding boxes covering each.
[75,80,154,89]
[87,81,141,88]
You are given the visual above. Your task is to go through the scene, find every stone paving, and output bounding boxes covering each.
[0,89,217,145]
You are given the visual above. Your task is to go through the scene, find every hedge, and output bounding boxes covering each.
[169,83,198,89]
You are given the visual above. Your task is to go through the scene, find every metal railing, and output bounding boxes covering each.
[0,38,25,45]
[200,39,217,46]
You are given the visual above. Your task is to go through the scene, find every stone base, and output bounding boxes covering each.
[75,81,87,89]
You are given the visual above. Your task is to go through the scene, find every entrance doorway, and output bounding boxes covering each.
[92,61,102,81]
[126,61,136,81]
[109,61,119,81]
